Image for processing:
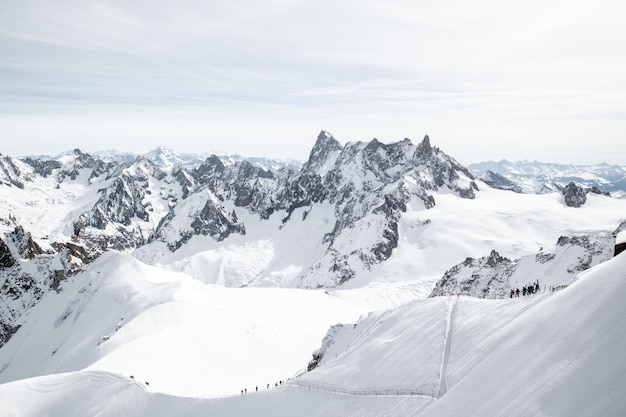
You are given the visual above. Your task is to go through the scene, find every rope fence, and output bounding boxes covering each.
[291,380,437,399]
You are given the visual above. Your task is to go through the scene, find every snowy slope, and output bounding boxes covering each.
[2,251,625,416]
[0,252,369,398]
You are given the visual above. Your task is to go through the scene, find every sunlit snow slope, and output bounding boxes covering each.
[2,252,625,416]
[0,252,368,398]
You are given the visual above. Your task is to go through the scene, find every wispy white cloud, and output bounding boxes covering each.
[0,0,625,163]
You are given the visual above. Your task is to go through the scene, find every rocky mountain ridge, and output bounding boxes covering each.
[1,131,624,350]
[429,222,625,299]
[0,131,482,346]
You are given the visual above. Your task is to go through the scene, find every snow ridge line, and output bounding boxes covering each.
[291,380,437,399]
[320,309,393,366]
[437,296,456,399]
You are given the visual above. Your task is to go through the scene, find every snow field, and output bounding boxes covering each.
[4,253,626,416]
[0,252,370,398]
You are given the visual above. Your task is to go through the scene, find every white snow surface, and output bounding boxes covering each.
[2,251,625,416]
[0,252,368,398]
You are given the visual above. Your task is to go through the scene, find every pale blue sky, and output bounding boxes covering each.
[1,0,625,164]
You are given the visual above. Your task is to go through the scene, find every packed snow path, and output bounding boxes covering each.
[437,296,456,398]
[297,291,554,403]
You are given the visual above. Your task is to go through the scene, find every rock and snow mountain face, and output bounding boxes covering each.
[429,228,620,299]
[469,159,626,195]
[0,132,480,348]
[2,133,626,349]
[3,131,479,283]
[2,131,626,416]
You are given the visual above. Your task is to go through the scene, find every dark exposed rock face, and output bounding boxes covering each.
[22,157,61,179]
[307,323,346,371]
[430,250,515,299]
[562,182,587,207]
[8,226,46,260]
[556,235,607,272]
[0,238,16,269]
[0,223,75,348]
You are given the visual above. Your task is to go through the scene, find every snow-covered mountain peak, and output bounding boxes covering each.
[142,146,182,171]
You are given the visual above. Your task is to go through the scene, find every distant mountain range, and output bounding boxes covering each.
[468,160,626,195]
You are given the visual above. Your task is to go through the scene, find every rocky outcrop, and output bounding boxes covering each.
[0,223,79,348]
[430,232,615,298]
[430,250,515,298]
[307,323,346,371]
[562,182,587,207]
[0,238,16,269]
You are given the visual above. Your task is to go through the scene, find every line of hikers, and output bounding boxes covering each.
[241,380,285,395]
[510,280,540,298]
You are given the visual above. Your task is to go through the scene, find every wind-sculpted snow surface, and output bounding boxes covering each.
[2,253,625,416]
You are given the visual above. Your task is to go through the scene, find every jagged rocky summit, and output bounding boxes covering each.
[0,131,481,347]
[8,131,478,285]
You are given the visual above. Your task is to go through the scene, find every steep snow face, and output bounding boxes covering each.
[301,253,626,417]
[0,154,34,188]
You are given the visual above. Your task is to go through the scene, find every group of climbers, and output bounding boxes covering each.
[510,281,540,298]
[241,380,285,395]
